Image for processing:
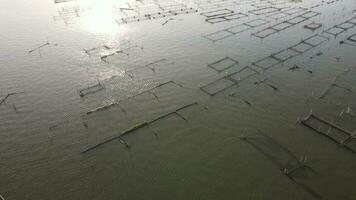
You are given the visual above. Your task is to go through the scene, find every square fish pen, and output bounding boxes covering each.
[271,48,300,62]
[203,18,269,42]
[252,56,281,70]
[250,34,330,72]
[193,0,239,10]
[301,113,356,153]
[79,82,105,98]
[266,7,306,20]
[207,57,239,72]
[200,9,234,18]
[200,78,236,96]
[287,16,308,24]
[304,22,322,31]
[281,7,306,15]
[244,19,269,27]
[205,12,248,24]
[289,42,314,54]
[324,26,346,37]
[241,131,320,199]
[204,30,235,41]
[53,5,83,24]
[200,66,258,96]
[125,58,174,77]
[323,16,356,37]
[252,28,278,38]
[336,22,355,30]
[84,45,112,56]
[252,11,320,39]
[228,67,257,82]
[85,80,188,116]
[346,33,356,45]
[249,6,281,15]
[116,7,198,24]
[299,34,329,48]
[82,102,200,153]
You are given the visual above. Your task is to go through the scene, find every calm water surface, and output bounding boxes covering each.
[1,0,356,199]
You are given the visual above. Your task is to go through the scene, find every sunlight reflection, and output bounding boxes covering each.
[79,0,122,34]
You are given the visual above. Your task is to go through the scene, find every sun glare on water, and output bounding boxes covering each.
[79,0,122,34]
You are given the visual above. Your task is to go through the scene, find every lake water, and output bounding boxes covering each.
[1,0,356,199]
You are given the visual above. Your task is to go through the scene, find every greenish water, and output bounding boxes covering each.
[1,0,356,199]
